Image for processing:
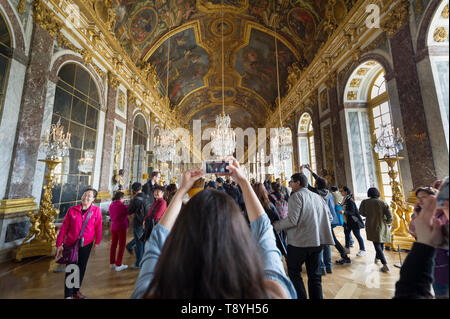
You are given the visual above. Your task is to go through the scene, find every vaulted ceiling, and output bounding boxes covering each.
[110,0,357,129]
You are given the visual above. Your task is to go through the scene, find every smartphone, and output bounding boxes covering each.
[203,160,230,174]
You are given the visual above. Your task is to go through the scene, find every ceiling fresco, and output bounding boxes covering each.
[112,0,357,128]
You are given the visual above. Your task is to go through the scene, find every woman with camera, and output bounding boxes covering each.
[395,177,449,299]
[131,158,296,299]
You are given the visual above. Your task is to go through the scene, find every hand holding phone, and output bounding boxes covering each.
[203,160,231,174]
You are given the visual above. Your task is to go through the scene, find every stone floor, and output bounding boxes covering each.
[0,226,405,299]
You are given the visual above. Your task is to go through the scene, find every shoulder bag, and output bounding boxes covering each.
[56,208,93,265]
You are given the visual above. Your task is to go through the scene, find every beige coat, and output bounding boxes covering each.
[273,188,335,248]
[359,198,393,243]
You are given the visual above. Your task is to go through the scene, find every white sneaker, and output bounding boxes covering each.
[115,264,128,272]
[110,264,116,269]
[356,250,366,257]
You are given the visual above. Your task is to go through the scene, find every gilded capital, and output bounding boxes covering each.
[381,0,409,37]
[108,72,120,89]
[33,0,63,38]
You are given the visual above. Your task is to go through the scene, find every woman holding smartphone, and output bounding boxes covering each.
[131,157,296,299]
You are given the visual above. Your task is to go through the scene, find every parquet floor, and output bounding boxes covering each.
[0,225,404,299]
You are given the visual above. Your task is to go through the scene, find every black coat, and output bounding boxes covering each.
[342,196,364,230]
[128,192,152,229]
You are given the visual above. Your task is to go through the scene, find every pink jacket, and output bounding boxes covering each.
[56,204,102,247]
[109,200,130,231]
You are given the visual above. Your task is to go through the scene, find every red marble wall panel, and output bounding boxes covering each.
[389,23,436,188]
[5,23,54,199]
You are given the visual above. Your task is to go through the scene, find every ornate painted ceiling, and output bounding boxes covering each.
[109,0,357,128]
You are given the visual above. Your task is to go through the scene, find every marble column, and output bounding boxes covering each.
[389,23,436,188]
[4,23,54,199]
[328,84,347,186]
[123,99,136,190]
[98,83,118,197]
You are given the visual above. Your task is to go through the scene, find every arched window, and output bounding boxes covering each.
[47,63,100,219]
[298,113,316,184]
[369,70,399,204]
[344,62,399,204]
[131,114,148,184]
[427,0,449,149]
[0,11,12,119]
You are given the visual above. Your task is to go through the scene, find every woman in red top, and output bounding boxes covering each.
[146,186,167,224]
[142,186,167,241]
[108,191,131,271]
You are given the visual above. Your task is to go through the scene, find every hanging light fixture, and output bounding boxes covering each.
[210,0,236,158]
[270,3,292,175]
[154,37,177,163]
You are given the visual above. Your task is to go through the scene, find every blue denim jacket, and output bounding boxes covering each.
[131,214,297,299]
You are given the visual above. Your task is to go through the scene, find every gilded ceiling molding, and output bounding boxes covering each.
[65,0,182,132]
[265,0,399,128]
[33,0,63,38]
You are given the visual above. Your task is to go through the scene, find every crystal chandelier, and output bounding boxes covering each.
[154,127,177,162]
[211,114,236,157]
[40,117,71,160]
[210,1,236,158]
[78,149,95,174]
[270,3,292,172]
[374,123,404,158]
[271,127,293,160]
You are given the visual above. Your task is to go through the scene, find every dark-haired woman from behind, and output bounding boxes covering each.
[340,186,366,256]
[359,187,393,272]
[253,183,287,258]
[131,158,296,299]
[109,191,131,272]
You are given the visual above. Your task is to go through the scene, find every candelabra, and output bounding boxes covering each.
[374,124,414,251]
[16,118,70,261]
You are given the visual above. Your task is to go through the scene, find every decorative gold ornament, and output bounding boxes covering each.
[15,159,63,261]
[347,91,357,100]
[381,0,409,37]
[357,68,369,75]
[433,27,449,42]
[380,157,415,251]
[108,72,120,89]
[350,78,361,87]
[442,5,449,19]
[18,0,26,14]
[33,0,63,38]
[113,127,123,171]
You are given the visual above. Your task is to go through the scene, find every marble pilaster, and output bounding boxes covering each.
[123,101,136,190]
[0,59,27,199]
[310,103,324,176]
[98,85,118,195]
[389,23,436,188]
[328,85,347,186]
[5,23,54,199]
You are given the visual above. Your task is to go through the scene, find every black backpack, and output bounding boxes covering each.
[134,194,152,226]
